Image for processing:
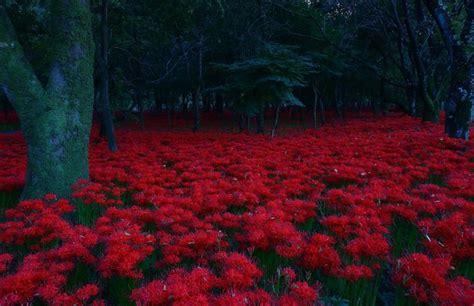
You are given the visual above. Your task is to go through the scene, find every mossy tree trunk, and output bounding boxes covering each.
[0,0,94,199]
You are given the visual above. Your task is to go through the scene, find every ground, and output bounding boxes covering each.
[0,113,473,305]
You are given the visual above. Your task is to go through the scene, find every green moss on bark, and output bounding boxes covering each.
[1,1,95,199]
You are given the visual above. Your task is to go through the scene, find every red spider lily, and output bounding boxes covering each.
[394,253,474,305]
[0,114,472,304]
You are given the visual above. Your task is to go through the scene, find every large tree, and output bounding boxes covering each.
[423,0,473,139]
[0,0,95,198]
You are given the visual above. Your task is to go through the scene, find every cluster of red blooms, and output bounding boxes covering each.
[131,253,317,305]
[394,253,473,304]
[0,114,473,305]
[0,196,103,305]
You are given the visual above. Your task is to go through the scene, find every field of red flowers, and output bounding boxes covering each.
[0,114,473,305]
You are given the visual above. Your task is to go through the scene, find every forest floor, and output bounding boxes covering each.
[0,113,473,305]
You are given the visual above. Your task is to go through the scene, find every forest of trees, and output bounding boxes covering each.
[1,0,473,196]
[1,1,474,305]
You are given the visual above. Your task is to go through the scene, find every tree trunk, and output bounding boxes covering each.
[390,0,418,117]
[99,0,117,152]
[215,94,224,113]
[318,94,325,126]
[134,93,145,130]
[0,1,94,199]
[256,108,264,134]
[203,93,211,113]
[182,94,188,113]
[22,119,90,199]
[407,85,417,117]
[167,102,172,129]
[312,81,318,129]
[402,0,438,123]
[424,0,473,139]
[380,78,386,114]
[193,87,201,132]
[271,104,280,138]
[154,89,162,112]
[335,81,343,118]
[238,114,245,132]
[193,37,203,132]
[471,64,474,122]
[94,85,106,137]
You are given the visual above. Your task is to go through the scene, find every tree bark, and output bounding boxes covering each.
[470,64,474,122]
[215,94,224,113]
[154,89,162,112]
[167,102,172,129]
[99,0,118,152]
[238,114,245,132]
[401,0,438,122]
[193,38,203,132]
[271,104,280,138]
[391,0,418,116]
[407,85,417,116]
[192,87,201,132]
[182,94,188,113]
[256,105,265,134]
[0,1,94,199]
[130,91,145,129]
[423,0,473,139]
[380,78,386,114]
[335,80,343,118]
[312,81,318,129]
[318,93,325,126]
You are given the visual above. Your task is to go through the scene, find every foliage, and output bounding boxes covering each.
[213,44,314,115]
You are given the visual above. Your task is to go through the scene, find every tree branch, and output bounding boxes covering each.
[0,5,47,123]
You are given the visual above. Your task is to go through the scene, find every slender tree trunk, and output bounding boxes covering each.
[402,0,438,122]
[215,94,224,114]
[99,0,117,152]
[271,104,280,138]
[238,114,245,132]
[133,93,145,130]
[203,93,211,112]
[256,108,264,134]
[0,1,94,199]
[335,81,343,118]
[154,89,162,112]
[380,78,386,114]
[318,93,325,126]
[408,85,417,116]
[182,94,187,113]
[471,63,474,122]
[94,85,106,137]
[193,38,203,132]
[167,102,172,129]
[312,81,318,129]
[193,87,201,132]
[390,0,417,116]
[341,85,346,119]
